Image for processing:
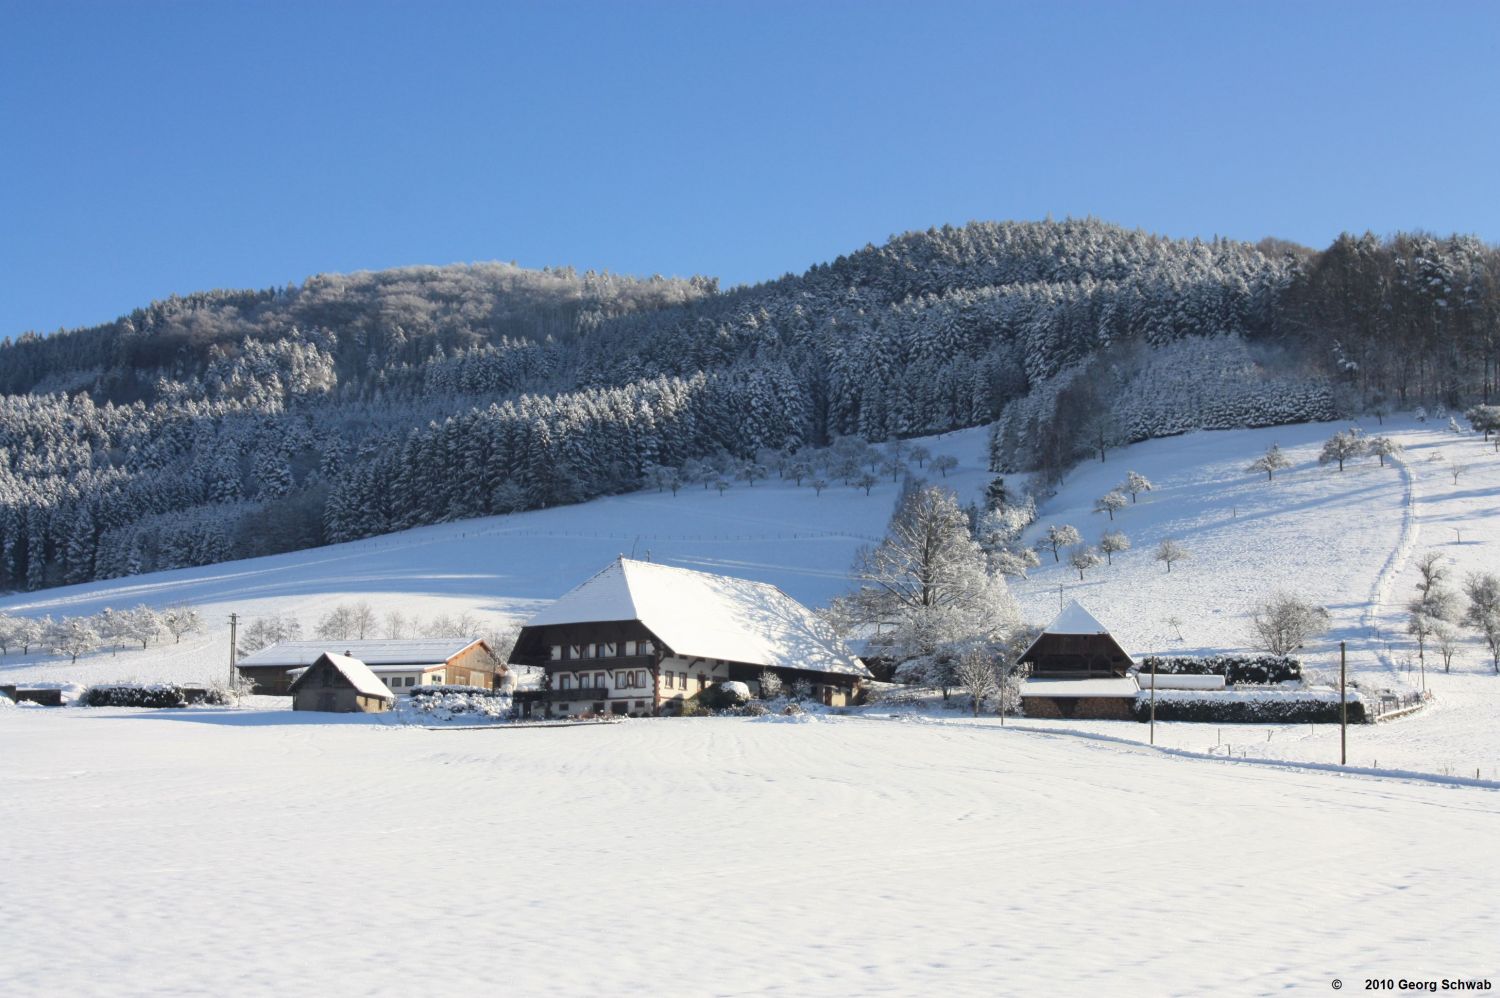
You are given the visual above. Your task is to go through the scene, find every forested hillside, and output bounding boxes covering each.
[2,219,1497,591]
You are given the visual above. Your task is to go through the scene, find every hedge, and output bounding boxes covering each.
[1136,655,1302,685]
[81,684,232,708]
[408,684,511,700]
[1133,690,1363,724]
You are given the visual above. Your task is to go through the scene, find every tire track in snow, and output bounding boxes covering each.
[1361,446,1419,672]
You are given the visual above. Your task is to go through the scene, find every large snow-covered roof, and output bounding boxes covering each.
[289,653,394,700]
[523,558,871,678]
[238,639,484,669]
[1020,677,1140,699]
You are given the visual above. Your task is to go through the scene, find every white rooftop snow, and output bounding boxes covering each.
[524,558,871,678]
[292,653,394,700]
[1042,600,1112,636]
[1019,676,1140,698]
[238,639,483,669]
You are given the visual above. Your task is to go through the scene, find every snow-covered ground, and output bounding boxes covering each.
[2,708,1495,997]
[4,415,1499,994]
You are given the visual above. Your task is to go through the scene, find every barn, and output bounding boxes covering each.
[1018,601,1138,720]
[236,638,503,695]
[289,653,395,713]
[510,557,871,717]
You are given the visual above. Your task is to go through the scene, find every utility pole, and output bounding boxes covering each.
[1149,654,1157,746]
[229,613,239,690]
[1339,640,1347,766]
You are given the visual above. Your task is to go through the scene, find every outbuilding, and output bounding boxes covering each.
[1018,601,1137,720]
[289,652,395,713]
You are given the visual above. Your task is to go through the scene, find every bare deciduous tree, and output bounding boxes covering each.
[1093,491,1128,521]
[1153,537,1188,573]
[954,648,998,717]
[1037,524,1081,563]
[1248,591,1330,655]
[1099,530,1130,565]
[1247,443,1292,481]
[1068,545,1103,581]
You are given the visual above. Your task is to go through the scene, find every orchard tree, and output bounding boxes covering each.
[1154,537,1188,573]
[1099,530,1130,565]
[1122,471,1153,503]
[1037,524,1081,562]
[1368,436,1402,467]
[50,617,101,664]
[1093,491,1128,521]
[1248,592,1330,656]
[1068,545,1103,581]
[1318,430,1366,472]
[811,478,828,496]
[930,454,958,478]
[854,472,879,495]
[162,606,201,644]
[1462,572,1500,674]
[1247,443,1292,481]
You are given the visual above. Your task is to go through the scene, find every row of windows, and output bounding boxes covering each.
[556,670,651,690]
[549,640,654,661]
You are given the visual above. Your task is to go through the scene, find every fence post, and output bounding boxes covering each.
[1340,640,1347,766]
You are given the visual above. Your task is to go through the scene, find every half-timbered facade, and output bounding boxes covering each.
[511,558,871,717]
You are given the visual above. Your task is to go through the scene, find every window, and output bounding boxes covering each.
[559,675,572,691]
[570,644,584,660]
[586,643,596,659]
[601,642,617,657]
[611,702,628,715]
[550,645,562,661]
[639,640,654,654]
[595,672,606,688]
[677,672,687,690]
[615,672,628,690]
[557,703,569,713]
[624,640,636,655]
[634,701,645,710]
[430,673,444,684]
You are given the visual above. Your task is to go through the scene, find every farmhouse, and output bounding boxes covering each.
[511,557,871,717]
[1018,601,1138,720]
[289,653,395,713]
[236,638,503,695]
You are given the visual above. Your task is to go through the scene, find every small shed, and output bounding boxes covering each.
[289,653,395,714]
[1017,602,1137,720]
[1018,601,1133,678]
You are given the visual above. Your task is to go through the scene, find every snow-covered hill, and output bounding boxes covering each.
[3,413,1498,774]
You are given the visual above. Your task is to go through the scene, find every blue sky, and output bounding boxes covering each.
[3,0,1499,337]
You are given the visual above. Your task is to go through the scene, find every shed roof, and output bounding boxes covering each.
[239,638,486,669]
[1019,676,1140,699]
[288,652,395,700]
[1017,600,1132,665]
[522,558,871,678]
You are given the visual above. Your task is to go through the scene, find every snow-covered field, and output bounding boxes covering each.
[2,708,1495,997]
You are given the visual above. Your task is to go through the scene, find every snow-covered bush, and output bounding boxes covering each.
[718,680,751,706]
[403,688,512,721]
[1136,655,1302,685]
[757,670,783,699]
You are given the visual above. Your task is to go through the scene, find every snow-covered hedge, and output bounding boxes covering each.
[408,684,511,700]
[1133,688,1362,724]
[80,684,233,708]
[403,689,513,721]
[1136,655,1302,685]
